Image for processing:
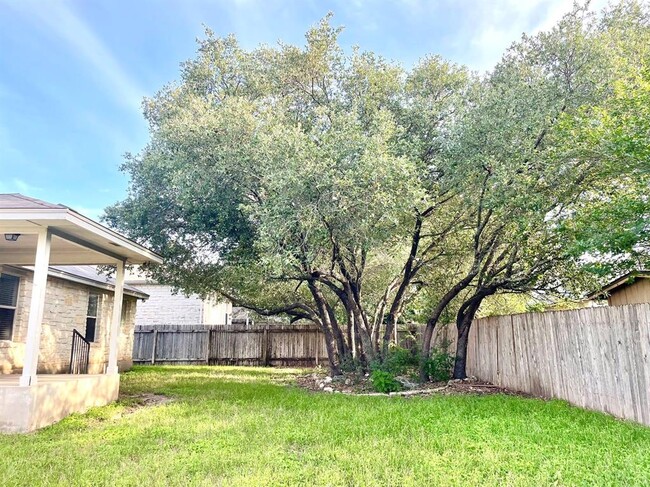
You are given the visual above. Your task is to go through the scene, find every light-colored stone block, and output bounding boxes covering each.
[0,374,120,433]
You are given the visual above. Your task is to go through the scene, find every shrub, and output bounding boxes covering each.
[339,357,365,375]
[424,348,454,382]
[370,370,402,393]
[375,345,419,376]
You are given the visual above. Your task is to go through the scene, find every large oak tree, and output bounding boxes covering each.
[106,2,650,378]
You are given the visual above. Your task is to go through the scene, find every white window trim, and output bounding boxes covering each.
[85,293,99,343]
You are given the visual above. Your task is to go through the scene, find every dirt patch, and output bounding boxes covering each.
[433,380,533,398]
[119,393,174,413]
[294,371,532,398]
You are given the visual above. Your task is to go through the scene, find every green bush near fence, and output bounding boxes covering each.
[369,369,402,393]
[368,345,454,392]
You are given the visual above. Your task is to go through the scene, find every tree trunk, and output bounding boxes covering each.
[419,296,454,381]
[326,302,348,363]
[382,216,423,358]
[307,281,342,375]
[340,286,374,366]
[382,312,399,358]
[419,317,444,382]
[452,293,489,379]
[347,319,356,361]
[320,322,342,376]
[352,317,367,366]
[453,317,472,379]
[419,271,479,381]
[344,281,374,362]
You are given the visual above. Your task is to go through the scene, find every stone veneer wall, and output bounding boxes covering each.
[0,266,137,374]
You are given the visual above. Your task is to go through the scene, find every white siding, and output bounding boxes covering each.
[203,298,232,325]
[133,284,204,326]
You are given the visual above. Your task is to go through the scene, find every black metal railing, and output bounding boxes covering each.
[69,329,90,374]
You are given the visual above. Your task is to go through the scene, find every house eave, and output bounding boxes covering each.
[2,265,150,300]
[0,207,163,265]
[587,270,650,300]
[45,267,150,300]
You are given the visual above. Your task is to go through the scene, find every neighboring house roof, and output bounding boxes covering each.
[587,270,650,300]
[123,267,154,285]
[11,265,149,300]
[0,193,162,265]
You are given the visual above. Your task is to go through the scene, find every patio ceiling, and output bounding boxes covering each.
[0,194,162,266]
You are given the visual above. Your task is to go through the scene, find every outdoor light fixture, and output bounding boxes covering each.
[4,234,20,242]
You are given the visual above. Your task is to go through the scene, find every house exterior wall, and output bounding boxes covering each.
[608,279,650,306]
[202,297,232,325]
[0,267,137,374]
[131,283,232,325]
[132,284,203,325]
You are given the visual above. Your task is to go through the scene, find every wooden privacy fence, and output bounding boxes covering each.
[133,323,329,367]
[133,323,437,368]
[460,303,650,426]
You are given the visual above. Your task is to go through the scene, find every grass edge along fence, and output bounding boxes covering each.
[453,303,650,427]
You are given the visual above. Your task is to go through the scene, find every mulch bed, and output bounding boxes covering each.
[294,371,532,398]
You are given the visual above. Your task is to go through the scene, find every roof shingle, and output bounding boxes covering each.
[0,193,67,210]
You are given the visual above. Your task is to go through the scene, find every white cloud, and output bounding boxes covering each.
[6,0,145,112]
[464,0,611,71]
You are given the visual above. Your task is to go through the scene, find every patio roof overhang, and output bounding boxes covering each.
[0,197,162,266]
[0,194,163,388]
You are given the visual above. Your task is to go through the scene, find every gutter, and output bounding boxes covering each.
[44,267,150,300]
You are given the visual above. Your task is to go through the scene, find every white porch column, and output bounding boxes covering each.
[107,259,125,375]
[19,229,52,386]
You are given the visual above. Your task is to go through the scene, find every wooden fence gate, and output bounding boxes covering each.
[133,323,329,367]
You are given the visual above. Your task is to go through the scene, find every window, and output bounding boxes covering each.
[85,294,99,342]
[0,274,19,341]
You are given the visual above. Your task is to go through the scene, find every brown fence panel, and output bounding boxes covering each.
[463,303,650,426]
[133,322,454,368]
[134,323,330,367]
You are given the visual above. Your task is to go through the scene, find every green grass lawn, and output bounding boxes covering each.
[1,366,649,486]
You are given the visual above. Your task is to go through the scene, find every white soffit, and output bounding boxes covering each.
[0,194,162,266]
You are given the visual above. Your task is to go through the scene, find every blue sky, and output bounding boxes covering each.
[0,0,607,220]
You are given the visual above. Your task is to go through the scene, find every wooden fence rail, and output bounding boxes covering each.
[133,323,329,367]
[133,323,435,368]
[457,303,650,426]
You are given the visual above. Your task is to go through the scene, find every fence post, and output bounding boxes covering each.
[151,329,157,365]
[205,329,211,365]
[315,329,319,366]
[262,325,270,366]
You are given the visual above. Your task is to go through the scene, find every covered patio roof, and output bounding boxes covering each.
[0,193,162,395]
[0,193,162,265]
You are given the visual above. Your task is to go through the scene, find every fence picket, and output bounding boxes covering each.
[134,323,331,367]
[469,303,650,426]
[132,304,650,426]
